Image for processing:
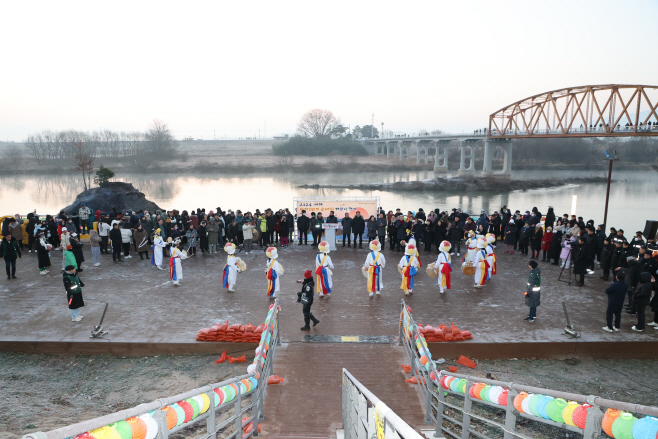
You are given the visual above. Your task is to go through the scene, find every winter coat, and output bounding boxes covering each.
[610,246,626,269]
[325,215,338,224]
[297,215,310,233]
[519,226,532,245]
[189,215,199,230]
[64,250,78,270]
[63,272,85,310]
[26,218,36,237]
[1,237,21,260]
[525,268,541,307]
[544,208,555,229]
[341,217,353,234]
[279,220,290,236]
[367,220,377,238]
[206,221,219,245]
[198,225,208,248]
[531,228,543,251]
[572,244,589,275]
[9,222,23,241]
[651,283,658,312]
[185,228,198,248]
[605,279,627,306]
[560,238,573,260]
[586,233,599,260]
[395,220,407,240]
[634,272,652,307]
[139,217,153,236]
[352,215,366,234]
[70,239,85,264]
[36,238,51,268]
[120,227,132,244]
[504,223,517,245]
[626,260,643,290]
[600,244,613,270]
[134,229,150,252]
[541,231,553,251]
[109,228,123,248]
[89,230,101,248]
[548,231,563,260]
[376,218,387,236]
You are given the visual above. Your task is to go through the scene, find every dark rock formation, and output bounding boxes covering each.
[63,182,163,215]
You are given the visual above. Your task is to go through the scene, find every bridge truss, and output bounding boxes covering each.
[489,84,658,138]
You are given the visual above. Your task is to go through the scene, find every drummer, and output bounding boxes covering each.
[435,240,452,294]
[364,239,386,298]
[464,230,478,266]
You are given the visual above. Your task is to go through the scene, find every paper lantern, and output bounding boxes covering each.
[215,388,226,405]
[192,395,205,414]
[457,379,467,394]
[90,427,121,439]
[480,385,491,402]
[521,394,534,415]
[223,385,235,403]
[238,381,248,394]
[126,417,147,439]
[247,364,256,374]
[162,406,178,430]
[488,386,503,405]
[139,415,158,439]
[469,383,479,399]
[498,389,509,406]
[473,383,486,400]
[74,434,96,439]
[450,378,460,392]
[602,408,621,437]
[110,421,133,439]
[612,413,637,439]
[199,394,210,414]
[537,396,554,420]
[186,398,200,419]
[229,383,240,398]
[444,376,455,390]
[562,401,580,426]
[440,376,450,390]
[572,403,591,429]
[429,371,437,381]
[178,401,194,423]
[632,416,658,439]
[213,392,220,407]
[527,394,543,417]
[241,378,252,392]
[513,392,528,412]
[545,398,567,424]
[172,404,185,427]
[249,377,258,389]
[420,355,429,366]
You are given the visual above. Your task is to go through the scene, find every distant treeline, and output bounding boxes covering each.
[24,121,176,163]
[272,136,368,156]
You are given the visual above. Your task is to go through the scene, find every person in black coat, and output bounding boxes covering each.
[352,212,366,249]
[524,260,541,322]
[423,218,434,253]
[544,207,555,230]
[341,213,353,248]
[394,215,407,252]
[503,220,516,253]
[198,221,209,253]
[548,229,563,265]
[624,257,643,312]
[35,232,51,274]
[387,215,397,250]
[599,239,613,281]
[513,214,524,250]
[1,234,22,280]
[530,224,543,259]
[69,234,85,272]
[297,211,310,245]
[297,270,319,330]
[572,237,589,286]
[632,272,652,331]
[649,279,658,329]
[585,228,599,272]
[109,223,123,263]
[609,242,625,271]
[603,272,627,332]
[63,265,85,322]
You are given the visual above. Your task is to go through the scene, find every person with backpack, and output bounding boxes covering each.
[63,265,85,322]
[297,269,320,330]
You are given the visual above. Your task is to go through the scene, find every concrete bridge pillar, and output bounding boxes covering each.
[433,141,448,173]
[481,140,512,179]
[398,142,404,161]
[458,142,476,177]
[408,141,416,161]
[386,141,395,159]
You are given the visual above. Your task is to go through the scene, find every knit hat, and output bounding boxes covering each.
[304,270,312,279]
[65,265,76,272]
[66,245,72,250]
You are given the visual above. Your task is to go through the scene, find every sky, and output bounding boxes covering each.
[1,0,657,141]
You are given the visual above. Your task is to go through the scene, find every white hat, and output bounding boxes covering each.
[224,243,236,255]
[71,233,78,237]
[405,243,417,256]
[61,227,67,232]
[318,241,330,254]
[477,238,487,249]
[369,239,381,252]
[439,240,451,252]
[266,246,278,259]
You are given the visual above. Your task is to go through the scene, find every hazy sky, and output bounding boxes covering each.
[1,1,657,141]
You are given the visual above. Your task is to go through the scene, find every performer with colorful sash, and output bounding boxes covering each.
[315,241,334,297]
[464,230,477,266]
[222,243,240,292]
[473,238,490,288]
[398,242,419,296]
[485,233,497,278]
[265,246,284,299]
[169,239,188,286]
[364,239,386,298]
[151,228,167,270]
[435,240,453,294]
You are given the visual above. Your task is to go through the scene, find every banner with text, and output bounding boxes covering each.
[295,199,378,223]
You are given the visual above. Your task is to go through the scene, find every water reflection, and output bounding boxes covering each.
[0,170,655,233]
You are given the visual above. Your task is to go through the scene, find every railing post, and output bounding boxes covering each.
[503,386,518,439]
[583,397,604,439]
[424,380,433,425]
[152,409,168,439]
[234,387,243,438]
[461,381,473,439]
[205,391,216,438]
[435,382,445,438]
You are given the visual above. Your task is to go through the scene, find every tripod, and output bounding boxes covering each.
[557,248,573,285]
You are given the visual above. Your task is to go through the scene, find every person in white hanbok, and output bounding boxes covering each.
[265,247,284,298]
[363,239,386,298]
[169,241,188,286]
[222,242,240,292]
[435,240,453,294]
[151,229,167,270]
[315,241,334,297]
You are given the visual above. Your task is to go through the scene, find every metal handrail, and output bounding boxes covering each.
[22,300,281,439]
[342,368,423,439]
[398,299,658,439]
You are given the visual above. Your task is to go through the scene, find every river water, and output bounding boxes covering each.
[1,170,655,233]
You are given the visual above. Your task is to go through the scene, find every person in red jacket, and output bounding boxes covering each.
[541,226,553,262]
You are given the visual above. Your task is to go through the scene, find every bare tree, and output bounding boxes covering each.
[73,142,94,191]
[297,109,341,138]
[146,119,176,155]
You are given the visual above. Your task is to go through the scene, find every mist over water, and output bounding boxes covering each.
[1,170,655,233]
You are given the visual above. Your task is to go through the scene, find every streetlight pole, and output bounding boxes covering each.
[603,154,619,230]
[371,113,374,138]
[381,122,384,138]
